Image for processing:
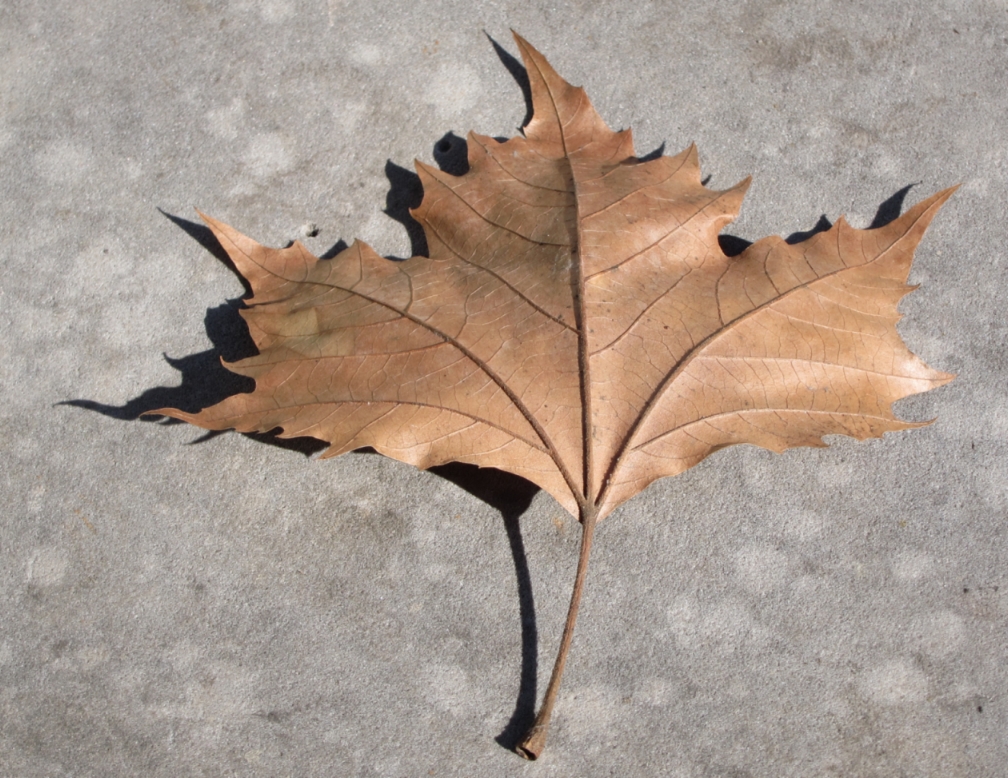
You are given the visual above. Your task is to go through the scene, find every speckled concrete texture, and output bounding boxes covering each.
[1,1,1006,775]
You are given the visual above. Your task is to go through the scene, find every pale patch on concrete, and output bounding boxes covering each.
[635,676,674,706]
[860,659,928,705]
[979,465,1008,509]
[121,156,143,180]
[183,661,259,721]
[73,238,132,281]
[74,644,110,670]
[790,573,826,601]
[0,642,12,666]
[424,63,481,119]
[27,547,68,587]
[561,684,621,737]
[206,98,245,141]
[911,610,965,660]
[702,599,771,652]
[734,543,790,593]
[419,663,475,715]
[760,142,782,158]
[361,210,409,257]
[963,176,988,198]
[258,0,294,23]
[333,99,367,134]
[816,459,854,488]
[891,549,934,581]
[243,749,262,764]
[165,639,202,674]
[349,43,383,67]
[985,403,1008,439]
[321,727,342,743]
[781,509,826,540]
[666,594,699,649]
[667,595,770,653]
[327,0,341,26]
[231,0,294,23]
[242,133,294,178]
[946,678,982,704]
[35,140,94,184]
[135,552,165,584]
[23,476,46,513]
[865,146,899,178]
[420,562,450,581]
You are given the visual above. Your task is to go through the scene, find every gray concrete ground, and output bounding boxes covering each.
[2,1,1006,775]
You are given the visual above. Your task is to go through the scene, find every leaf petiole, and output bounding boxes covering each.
[517,502,599,759]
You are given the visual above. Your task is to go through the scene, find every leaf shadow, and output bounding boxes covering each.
[64,120,545,740]
[60,210,329,457]
[786,214,834,244]
[384,131,471,261]
[486,31,533,130]
[868,183,916,229]
[384,159,428,259]
[427,463,541,748]
[717,183,918,257]
[639,142,666,163]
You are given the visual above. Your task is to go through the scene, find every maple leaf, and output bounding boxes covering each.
[152,33,954,758]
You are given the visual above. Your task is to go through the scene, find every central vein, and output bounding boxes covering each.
[569,160,593,508]
[525,45,593,510]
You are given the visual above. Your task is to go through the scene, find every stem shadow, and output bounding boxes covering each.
[427,463,540,748]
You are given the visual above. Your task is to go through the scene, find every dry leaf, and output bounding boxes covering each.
[152,33,954,758]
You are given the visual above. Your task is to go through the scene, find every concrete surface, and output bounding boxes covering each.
[2,1,1006,775]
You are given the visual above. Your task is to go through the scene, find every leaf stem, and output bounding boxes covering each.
[516,503,598,759]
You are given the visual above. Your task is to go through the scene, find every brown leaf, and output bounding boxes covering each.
[152,33,954,757]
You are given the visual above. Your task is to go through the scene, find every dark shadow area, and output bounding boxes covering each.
[718,234,753,257]
[158,209,252,297]
[486,32,533,129]
[383,132,473,260]
[433,131,470,177]
[638,142,665,163]
[869,183,915,229]
[62,210,328,457]
[384,160,428,259]
[428,463,540,749]
[319,238,350,261]
[64,300,254,421]
[783,184,915,242]
[786,214,833,244]
[717,183,917,257]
